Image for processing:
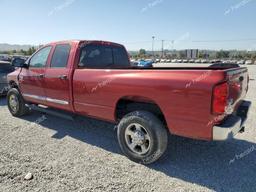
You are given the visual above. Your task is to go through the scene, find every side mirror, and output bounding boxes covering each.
[11,58,28,68]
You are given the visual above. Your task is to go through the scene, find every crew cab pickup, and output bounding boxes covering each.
[7,40,251,164]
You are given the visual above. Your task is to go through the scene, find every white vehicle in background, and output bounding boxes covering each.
[160,59,166,63]
[237,60,245,65]
[166,59,171,63]
[245,60,253,65]
[171,59,177,63]
[195,59,201,63]
[222,60,230,64]
[177,59,182,63]
[182,59,188,63]
[155,59,160,63]
[189,59,195,63]
[201,59,208,63]
[230,60,238,64]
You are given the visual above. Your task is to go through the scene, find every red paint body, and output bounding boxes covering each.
[7,40,249,141]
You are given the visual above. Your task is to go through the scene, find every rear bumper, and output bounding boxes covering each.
[213,100,251,141]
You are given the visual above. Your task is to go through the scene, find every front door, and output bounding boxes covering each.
[19,46,52,105]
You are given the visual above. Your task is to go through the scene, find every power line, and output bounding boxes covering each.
[121,38,256,45]
[192,38,256,43]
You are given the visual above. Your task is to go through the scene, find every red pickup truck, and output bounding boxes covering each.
[7,40,251,164]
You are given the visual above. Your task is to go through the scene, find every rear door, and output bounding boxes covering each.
[20,46,52,105]
[44,44,72,110]
[73,43,130,119]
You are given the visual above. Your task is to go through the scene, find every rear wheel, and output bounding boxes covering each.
[117,111,168,164]
[7,88,29,117]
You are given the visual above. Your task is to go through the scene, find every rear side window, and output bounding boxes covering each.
[113,47,129,67]
[51,44,71,68]
[79,44,113,68]
[0,64,14,73]
[79,44,130,69]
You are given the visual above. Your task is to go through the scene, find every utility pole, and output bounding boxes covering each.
[161,40,164,58]
[171,40,174,50]
[171,40,174,58]
[152,36,155,59]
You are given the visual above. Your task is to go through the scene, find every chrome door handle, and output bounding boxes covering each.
[38,74,44,78]
[58,75,67,80]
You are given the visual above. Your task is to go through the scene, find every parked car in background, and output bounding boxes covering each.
[0,61,15,95]
[182,59,188,63]
[171,59,177,63]
[130,61,138,67]
[189,59,195,63]
[210,60,221,63]
[245,60,253,65]
[222,60,231,64]
[137,59,153,67]
[0,54,10,61]
[160,59,167,63]
[11,55,29,62]
[155,59,160,63]
[201,59,208,63]
[231,60,238,64]
[237,60,245,65]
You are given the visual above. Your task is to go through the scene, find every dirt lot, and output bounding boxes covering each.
[0,66,255,192]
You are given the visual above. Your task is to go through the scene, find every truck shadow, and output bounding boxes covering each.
[17,110,256,192]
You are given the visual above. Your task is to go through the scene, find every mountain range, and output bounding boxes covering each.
[0,43,34,51]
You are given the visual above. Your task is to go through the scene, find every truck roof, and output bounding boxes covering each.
[45,40,124,47]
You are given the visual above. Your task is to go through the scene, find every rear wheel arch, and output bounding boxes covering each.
[115,96,168,128]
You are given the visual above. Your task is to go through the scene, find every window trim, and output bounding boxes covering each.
[50,44,71,68]
[28,46,52,69]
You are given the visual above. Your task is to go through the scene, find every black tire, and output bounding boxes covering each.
[7,88,29,117]
[117,111,168,164]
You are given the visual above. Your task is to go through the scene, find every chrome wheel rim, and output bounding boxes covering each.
[9,94,19,113]
[124,123,151,155]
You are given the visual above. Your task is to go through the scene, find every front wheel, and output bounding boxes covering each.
[117,111,168,164]
[7,88,29,117]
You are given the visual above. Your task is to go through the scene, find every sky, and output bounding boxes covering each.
[0,0,256,51]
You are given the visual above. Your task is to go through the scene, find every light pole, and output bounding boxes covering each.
[161,40,164,58]
[152,36,155,59]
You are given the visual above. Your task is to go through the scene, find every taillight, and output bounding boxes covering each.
[212,82,229,114]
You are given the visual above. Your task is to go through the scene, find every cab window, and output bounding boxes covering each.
[29,46,52,68]
[51,44,71,68]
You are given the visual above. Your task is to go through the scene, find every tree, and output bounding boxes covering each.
[139,49,146,56]
[26,47,36,55]
[198,52,204,59]
[216,50,230,59]
[251,52,256,60]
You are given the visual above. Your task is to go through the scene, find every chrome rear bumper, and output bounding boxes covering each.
[213,100,251,141]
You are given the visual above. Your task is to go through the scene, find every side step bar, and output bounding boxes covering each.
[27,104,76,121]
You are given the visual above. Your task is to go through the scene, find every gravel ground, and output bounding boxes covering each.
[0,66,255,192]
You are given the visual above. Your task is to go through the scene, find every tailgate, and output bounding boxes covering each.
[226,67,249,112]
